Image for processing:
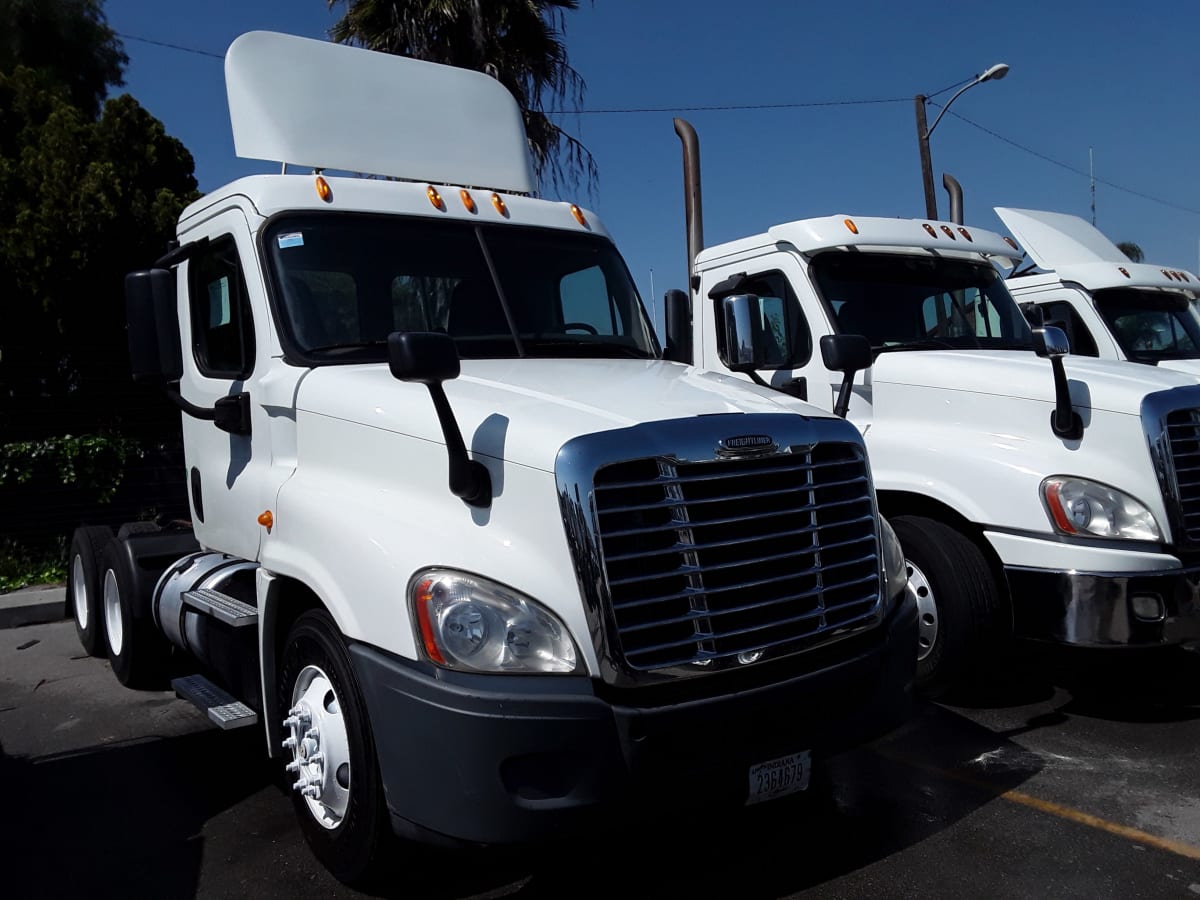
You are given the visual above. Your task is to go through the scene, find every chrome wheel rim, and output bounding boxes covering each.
[72,555,88,630]
[102,568,123,656]
[284,664,351,830]
[908,559,937,661]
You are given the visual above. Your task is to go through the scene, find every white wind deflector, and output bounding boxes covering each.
[994,207,1129,269]
[224,31,536,193]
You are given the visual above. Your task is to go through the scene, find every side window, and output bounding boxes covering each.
[560,265,621,335]
[188,236,255,378]
[714,270,811,368]
[1040,301,1099,357]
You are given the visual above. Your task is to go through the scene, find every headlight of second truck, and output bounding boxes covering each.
[1041,476,1161,542]
[880,516,910,602]
[409,569,580,674]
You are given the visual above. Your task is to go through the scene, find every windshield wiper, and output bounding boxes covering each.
[305,340,388,354]
[875,338,960,352]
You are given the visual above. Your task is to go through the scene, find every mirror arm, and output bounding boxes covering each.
[1048,358,1083,440]
[163,384,252,436]
[425,383,492,508]
[833,372,855,419]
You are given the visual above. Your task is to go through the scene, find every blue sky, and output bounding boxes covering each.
[106,0,1200,331]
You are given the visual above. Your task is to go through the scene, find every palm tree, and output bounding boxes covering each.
[327,0,596,198]
[1117,241,1144,263]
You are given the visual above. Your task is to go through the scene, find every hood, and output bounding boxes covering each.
[1152,358,1200,379]
[870,349,1199,414]
[994,207,1128,269]
[296,359,819,471]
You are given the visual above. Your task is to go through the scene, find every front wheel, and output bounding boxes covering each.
[277,610,391,887]
[889,515,1008,699]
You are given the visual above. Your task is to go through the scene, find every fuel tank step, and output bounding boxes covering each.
[182,587,258,627]
[172,674,259,730]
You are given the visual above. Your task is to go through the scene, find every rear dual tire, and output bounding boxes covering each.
[98,538,172,689]
[67,525,115,657]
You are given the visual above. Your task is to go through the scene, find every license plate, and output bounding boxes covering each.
[747,750,811,805]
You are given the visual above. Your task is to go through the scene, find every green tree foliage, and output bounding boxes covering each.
[0,0,127,118]
[0,13,199,442]
[1116,241,1144,263]
[327,0,597,198]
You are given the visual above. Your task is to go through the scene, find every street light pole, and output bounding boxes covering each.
[914,63,1009,220]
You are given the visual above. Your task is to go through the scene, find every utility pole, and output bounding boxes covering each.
[915,96,937,220]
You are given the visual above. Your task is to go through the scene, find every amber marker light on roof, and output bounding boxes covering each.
[491,193,508,216]
[570,204,587,227]
[1003,236,1019,250]
[843,218,859,234]
[1119,267,1131,278]
[460,189,476,213]
[315,175,332,202]
[940,225,957,240]
[957,227,973,242]
[426,185,445,211]
[922,224,938,238]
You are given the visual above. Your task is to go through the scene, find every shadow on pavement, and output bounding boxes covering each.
[4,727,274,899]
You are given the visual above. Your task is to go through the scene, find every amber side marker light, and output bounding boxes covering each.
[491,193,508,216]
[1119,267,1131,278]
[570,204,587,227]
[843,218,859,235]
[426,185,445,211]
[940,225,957,240]
[413,578,446,664]
[460,190,477,214]
[1003,236,1020,251]
[957,227,973,242]
[922,223,938,238]
[257,510,274,531]
[315,176,332,203]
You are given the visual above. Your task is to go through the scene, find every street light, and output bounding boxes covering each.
[914,63,1009,220]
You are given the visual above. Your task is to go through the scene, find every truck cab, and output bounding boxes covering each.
[72,33,916,887]
[666,120,1200,699]
[997,206,1200,376]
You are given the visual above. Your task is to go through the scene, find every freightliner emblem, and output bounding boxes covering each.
[717,434,778,457]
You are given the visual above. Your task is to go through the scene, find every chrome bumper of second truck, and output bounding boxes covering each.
[1006,560,1200,646]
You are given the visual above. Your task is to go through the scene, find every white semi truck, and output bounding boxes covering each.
[66,33,915,885]
[664,119,1200,699]
[993,206,1200,376]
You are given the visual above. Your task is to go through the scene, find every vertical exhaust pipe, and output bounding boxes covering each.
[943,173,964,225]
[674,118,704,291]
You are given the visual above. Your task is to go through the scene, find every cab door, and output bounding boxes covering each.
[177,210,273,560]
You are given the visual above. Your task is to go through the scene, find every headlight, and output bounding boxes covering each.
[409,569,579,674]
[879,516,909,601]
[1041,477,1161,541]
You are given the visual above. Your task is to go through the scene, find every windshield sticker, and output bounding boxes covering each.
[277,232,304,249]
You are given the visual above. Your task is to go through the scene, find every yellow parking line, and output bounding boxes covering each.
[876,749,1200,861]
[1001,790,1200,861]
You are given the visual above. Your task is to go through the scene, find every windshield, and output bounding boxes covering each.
[810,252,1033,353]
[1095,288,1200,362]
[263,214,658,363]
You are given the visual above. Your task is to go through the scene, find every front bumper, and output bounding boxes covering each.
[1006,564,1200,646]
[350,593,916,847]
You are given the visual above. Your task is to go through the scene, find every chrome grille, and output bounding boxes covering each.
[554,415,883,681]
[1165,409,1200,542]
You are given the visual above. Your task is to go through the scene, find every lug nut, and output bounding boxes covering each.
[285,760,301,774]
[281,736,297,751]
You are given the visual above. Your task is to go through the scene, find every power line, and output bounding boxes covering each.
[117,32,224,59]
[547,97,909,114]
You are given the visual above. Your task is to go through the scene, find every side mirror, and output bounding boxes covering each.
[1034,325,1070,358]
[124,268,182,383]
[820,334,872,419]
[387,332,490,507]
[1019,302,1045,328]
[663,288,693,364]
[717,294,771,372]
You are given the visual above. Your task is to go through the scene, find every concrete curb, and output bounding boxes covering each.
[0,584,68,630]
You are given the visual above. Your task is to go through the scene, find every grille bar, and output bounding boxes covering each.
[594,455,867,492]
[595,474,869,517]
[597,495,870,540]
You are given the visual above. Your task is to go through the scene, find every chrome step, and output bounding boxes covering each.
[172,674,259,730]
[182,587,258,627]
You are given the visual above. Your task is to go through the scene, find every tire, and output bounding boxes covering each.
[99,539,172,689]
[67,525,114,657]
[277,610,391,887]
[889,515,1007,699]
